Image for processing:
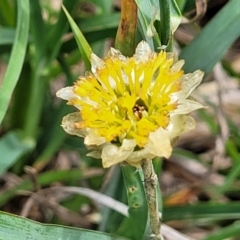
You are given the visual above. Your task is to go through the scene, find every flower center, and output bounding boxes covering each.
[132,103,146,120]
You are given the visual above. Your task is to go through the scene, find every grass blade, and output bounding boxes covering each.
[163,203,240,221]
[0,1,15,26]
[204,221,240,240]
[62,4,92,70]
[0,28,16,45]
[0,131,34,176]
[120,165,149,240]
[180,0,240,73]
[0,211,129,240]
[0,0,30,124]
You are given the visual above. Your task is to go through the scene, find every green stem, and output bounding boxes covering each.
[159,0,171,47]
[142,159,163,240]
[23,60,46,138]
[115,0,137,56]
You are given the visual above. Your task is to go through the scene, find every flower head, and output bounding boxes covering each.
[56,41,204,168]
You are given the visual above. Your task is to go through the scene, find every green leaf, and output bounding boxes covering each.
[135,0,181,49]
[0,0,30,124]
[91,0,113,14]
[52,186,128,217]
[204,221,240,240]
[135,0,160,48]
[0,211,129,240]
[59,13,119,55]
[120,165,149,240]
[175,0,187,11]
[98,167,127,233]
[180,0,240,73]
[0,28,16,45]
[33,104,68,170]
[29,0,45,56]
[0,131,35,176]
[218,153,240,193]
[46,1,78,62]
[33,55,74,170]
[79,13,120,34]
[62,4,92,70]
[0,170,84,207]
[163,203,240,221]
[0,1,15,26]
[22,1,78,139]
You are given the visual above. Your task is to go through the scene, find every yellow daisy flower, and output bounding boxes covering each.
[56,41,204,168]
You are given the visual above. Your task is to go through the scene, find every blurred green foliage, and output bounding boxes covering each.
[1,0,240,239]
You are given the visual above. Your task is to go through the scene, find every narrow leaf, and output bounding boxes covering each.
[163,203,240,221]
[0,170,84,206]
[0,1,15,26]
[203,221,240,240]
[0,211,129,240]
[0,0,30,124]
[135,0,181,49]
[180,0,240,73]
[0,28,16,45]
[0,131,34,176]
[62,4,92,70]
[120,165,148,240]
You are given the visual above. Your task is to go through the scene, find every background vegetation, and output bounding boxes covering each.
[1,0,240,239]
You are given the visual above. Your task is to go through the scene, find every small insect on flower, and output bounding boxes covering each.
[133,103,146,120]
[56,41,204,168]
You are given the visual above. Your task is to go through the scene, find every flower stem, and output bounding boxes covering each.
[142,159,163,240]
[115,0,137,56]
[159,0,171,47]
